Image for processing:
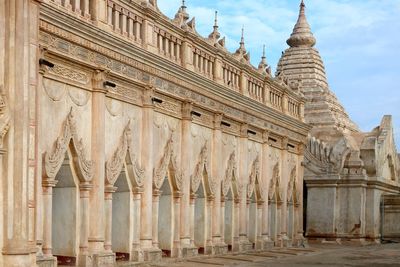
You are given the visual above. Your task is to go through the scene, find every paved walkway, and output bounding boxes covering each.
[140,243,400,267]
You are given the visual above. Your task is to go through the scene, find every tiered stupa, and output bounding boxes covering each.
[277,0,359,142]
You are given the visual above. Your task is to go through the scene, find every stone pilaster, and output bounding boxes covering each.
[88,70,115,264]
[279,137,290,247]
[211,113,227,254]
[238,124,252,251]
[1,1,39,266]
[140,85,162,261]
[261,131,274,249]
[180,101,197,257]
[294,144,307,247]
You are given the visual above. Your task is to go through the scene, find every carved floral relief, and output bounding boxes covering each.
[105,121,145,189]
[43,108,93,183]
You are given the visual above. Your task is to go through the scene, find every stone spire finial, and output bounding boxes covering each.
[174,0,189,24]
[258,45,271,74]
[235,27,250,62]
[287,0,316,47]
[236,26,246,53]
[214,11,218,29]
[260,45,267,65]
[208,11,221,40]
[240,26,245,48]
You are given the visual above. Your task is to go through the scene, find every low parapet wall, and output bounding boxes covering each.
[382,194,400,241]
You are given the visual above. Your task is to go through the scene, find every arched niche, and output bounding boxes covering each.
[268,163,282,244]
[52,152,80,264]
[42,109,93,266]
[190,143,214,254]
[286,167,297,243]
[221,152,240,252]
[153,135,182,257]
[246,156,263,248]
[157,172,174,256]
[104,121,144,262]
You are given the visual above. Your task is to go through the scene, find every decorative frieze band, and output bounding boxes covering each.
[38,21,307,144]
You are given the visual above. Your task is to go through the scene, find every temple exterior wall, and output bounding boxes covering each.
[0,1,310,266]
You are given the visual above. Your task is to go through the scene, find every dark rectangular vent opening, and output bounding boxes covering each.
[191,111,202,117]
[152,97,163,104]
[269,137,277,143]
[221,121,231,127]
[288,144,295,149]
[247,130,257,135]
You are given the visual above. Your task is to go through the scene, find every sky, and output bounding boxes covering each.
[158,0,400,149]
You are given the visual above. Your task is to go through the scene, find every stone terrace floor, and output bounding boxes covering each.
[111,243,400,267]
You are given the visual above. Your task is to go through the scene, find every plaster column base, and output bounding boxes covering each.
[171,246,183,258]
[181,246,199,258]
[294,234,309,248]
[142,247,162,262]
[232,238,240,252]
[36,255,57,267]
[129,248,144,262]
[2,253,36,267]
[92,251,115,266]
[255,239,264,250]
[275,234,291,248]
[213,243,228,255]
[77,253,93,267]
[204,244,215,255]
[260,237,275,250]
[238,238,253,252]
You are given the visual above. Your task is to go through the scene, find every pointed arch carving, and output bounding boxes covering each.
[43,108,93,183]
[153,134,183,191]
[105,121,145,189]
[247,155,263,200]
[191,142,215,196]
[268,163,282,202]
[222,151,240,198]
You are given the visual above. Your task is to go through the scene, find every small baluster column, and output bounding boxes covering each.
[127,13,134,40]
[172,192,182,258]
[42,179,58,256]
[135,20,142,42]
[152,189,161,248]
[189,193,197,247]
[81,0,91,19]
[233,197,240,252]
[205,196,215,255]
[256,201,264,249]
[107,2,113,26]
[121,9,128,36]
[220,196,226,245]
[131,188,144,262]
[113,5,121,32]
[63,0,72,11]
[78,183,93,266]
[72,0,81,15]
[104,185,117,252]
